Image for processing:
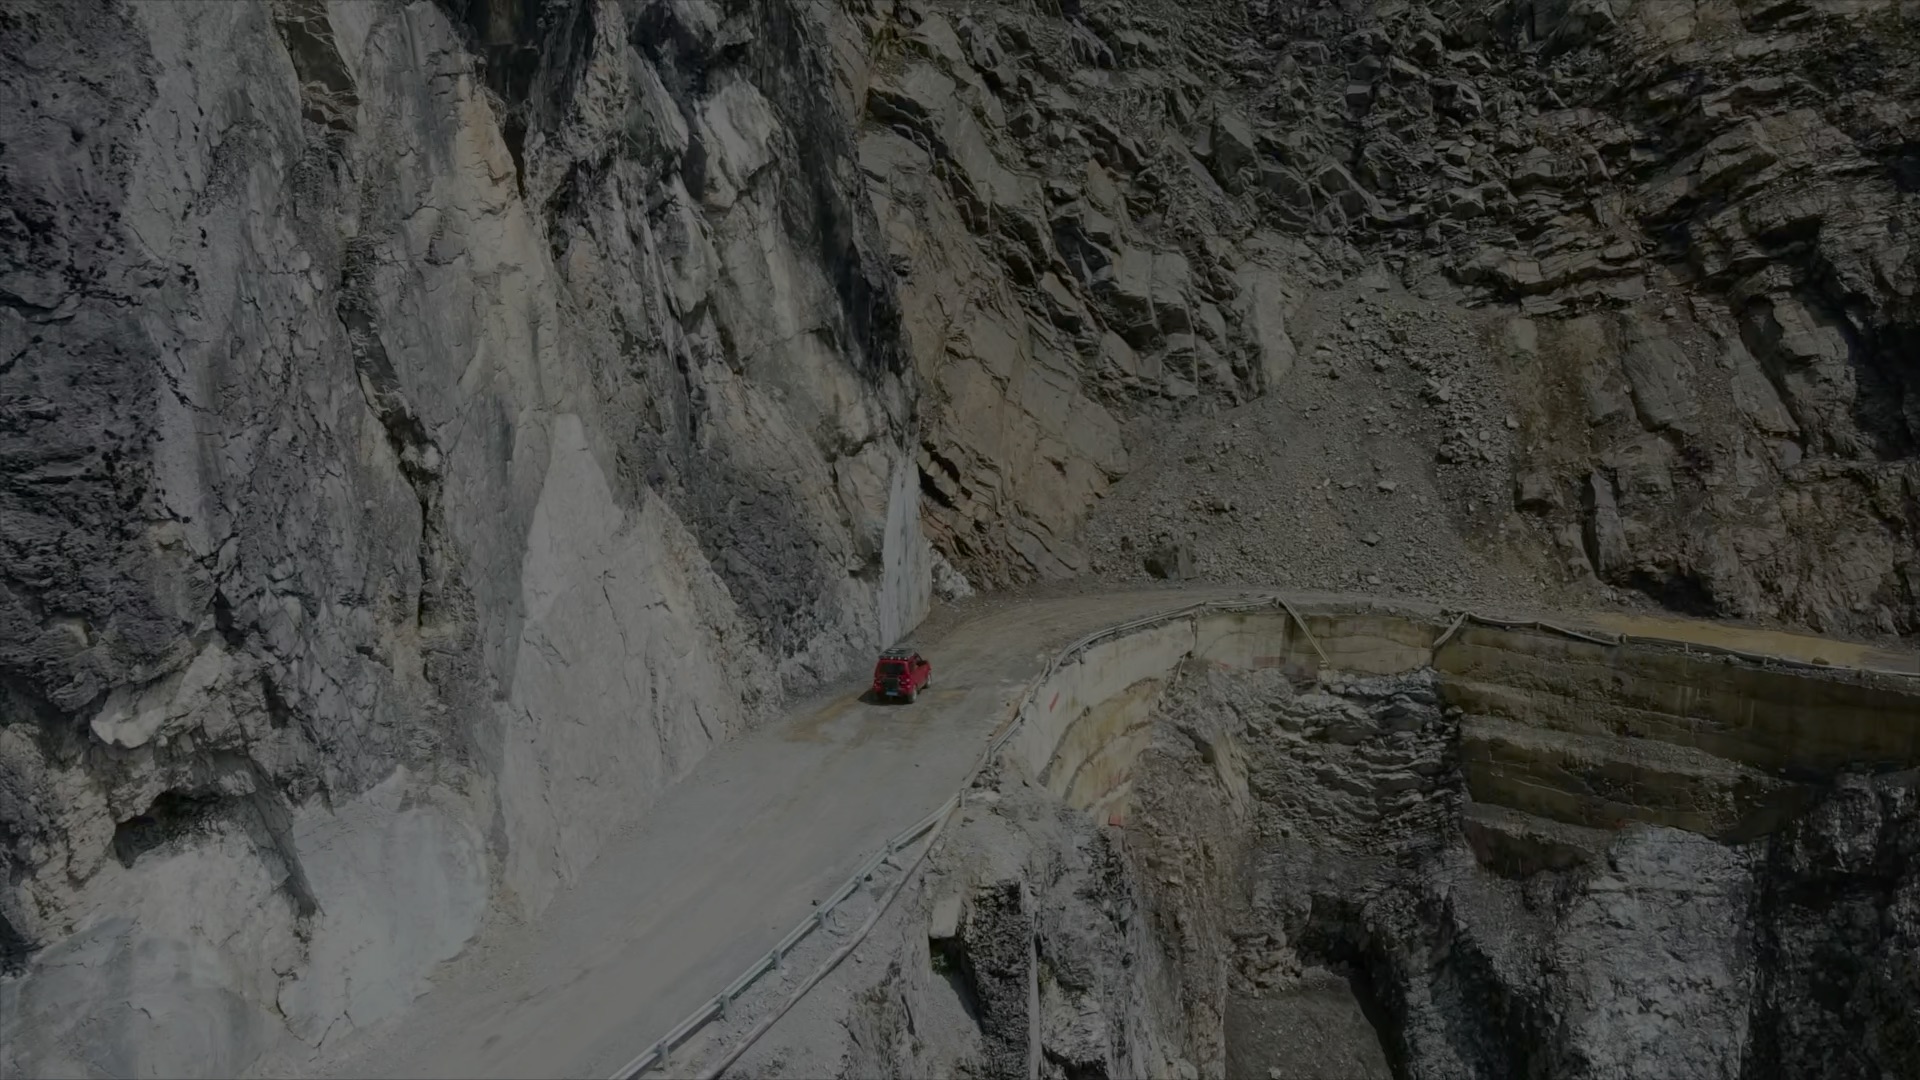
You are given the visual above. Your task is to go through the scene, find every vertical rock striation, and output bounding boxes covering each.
[0,0,929,1073]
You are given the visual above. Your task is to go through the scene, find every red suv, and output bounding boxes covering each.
[872,647,932,703]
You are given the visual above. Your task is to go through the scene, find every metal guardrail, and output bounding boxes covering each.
[1455,612,1920,679]
[607,797,957,1079]
[610,591,1920,1080]
[607,592,1283,1080]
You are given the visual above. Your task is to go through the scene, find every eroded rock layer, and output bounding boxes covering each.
[752,662,1918,1080]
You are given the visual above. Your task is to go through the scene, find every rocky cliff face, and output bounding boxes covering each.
[4,0,1917,1074]
[1134,666,1920,1080]
[808,0,1919,632]
[778,664,1919,1080]
[1025,0,1916,634]
[1,0,930,1073]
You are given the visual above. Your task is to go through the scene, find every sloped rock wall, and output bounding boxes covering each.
[1124,665,1920,1080]
[959,0,1920,635]
[1260,0,1920,633]
[0,0,929,1073]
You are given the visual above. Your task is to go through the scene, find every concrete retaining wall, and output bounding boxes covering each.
[1439,626,1920,774]
[1003,600,1920,841]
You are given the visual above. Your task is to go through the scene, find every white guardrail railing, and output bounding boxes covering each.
[610,592,1920,1079]
[607,592,1288,1080]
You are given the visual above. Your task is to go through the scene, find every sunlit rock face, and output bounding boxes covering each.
[0,1,927,1072]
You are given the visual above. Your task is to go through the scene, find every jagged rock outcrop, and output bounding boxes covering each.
[889,0,1917,635]
[1128,666,1920,1080]
[1,0,930,1073]
[1225,0,1920,634]
[821,0,1329,585]
[5,0,1919,1073]
[708,631,1920,1080]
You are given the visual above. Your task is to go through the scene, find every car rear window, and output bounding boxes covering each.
[878,661,906,674]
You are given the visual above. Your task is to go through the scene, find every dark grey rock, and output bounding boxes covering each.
[1144,544,1195,580]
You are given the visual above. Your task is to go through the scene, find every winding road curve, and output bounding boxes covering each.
[318,586,1915,1079]
[320,587,1257,1079]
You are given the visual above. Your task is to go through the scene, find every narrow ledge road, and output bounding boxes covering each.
[314,585,1917,1079]
[317,587,1251,1080]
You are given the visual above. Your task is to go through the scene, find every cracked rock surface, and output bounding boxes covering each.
[3,0,931,1072]
[1131,666,1918,1080]
[742,665,1920,1080]
[5,0,1920,1074]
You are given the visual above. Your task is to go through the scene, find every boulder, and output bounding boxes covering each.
[1101,248,1158,342]
[1234,267,1298,390]
[1738,296,1863,453]
[1144,543,1195,580]
[1096,248,1194,348]
[1697,123,1779,195]
[1617,315,1697,432]
[1313,161,1379,221]
[1038,272,1087,331]
[1441,185,1487,221]
[1150,252,1196,336]
[1208,110,1258,187]
[1515,472,1561,513]
[1608,434,1676,506]
[1510,149,1559,191]
[1583,472,1631,577]
[1259,164,1317,222]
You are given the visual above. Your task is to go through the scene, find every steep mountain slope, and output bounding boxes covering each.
[2,1,929,1073]
[802,0,1918,633]
[1,0,1915,1075]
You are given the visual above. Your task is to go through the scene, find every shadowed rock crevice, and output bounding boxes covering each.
[271,0,361,139]
[337,242,455,631]
[434,0,599,195]
[110,788,230,869]
[0,907,27,977]
[744,0,911,384]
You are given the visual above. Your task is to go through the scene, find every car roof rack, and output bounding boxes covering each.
[879,646,918,659]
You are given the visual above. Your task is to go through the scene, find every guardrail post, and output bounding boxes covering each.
[611,593,1920,1080]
